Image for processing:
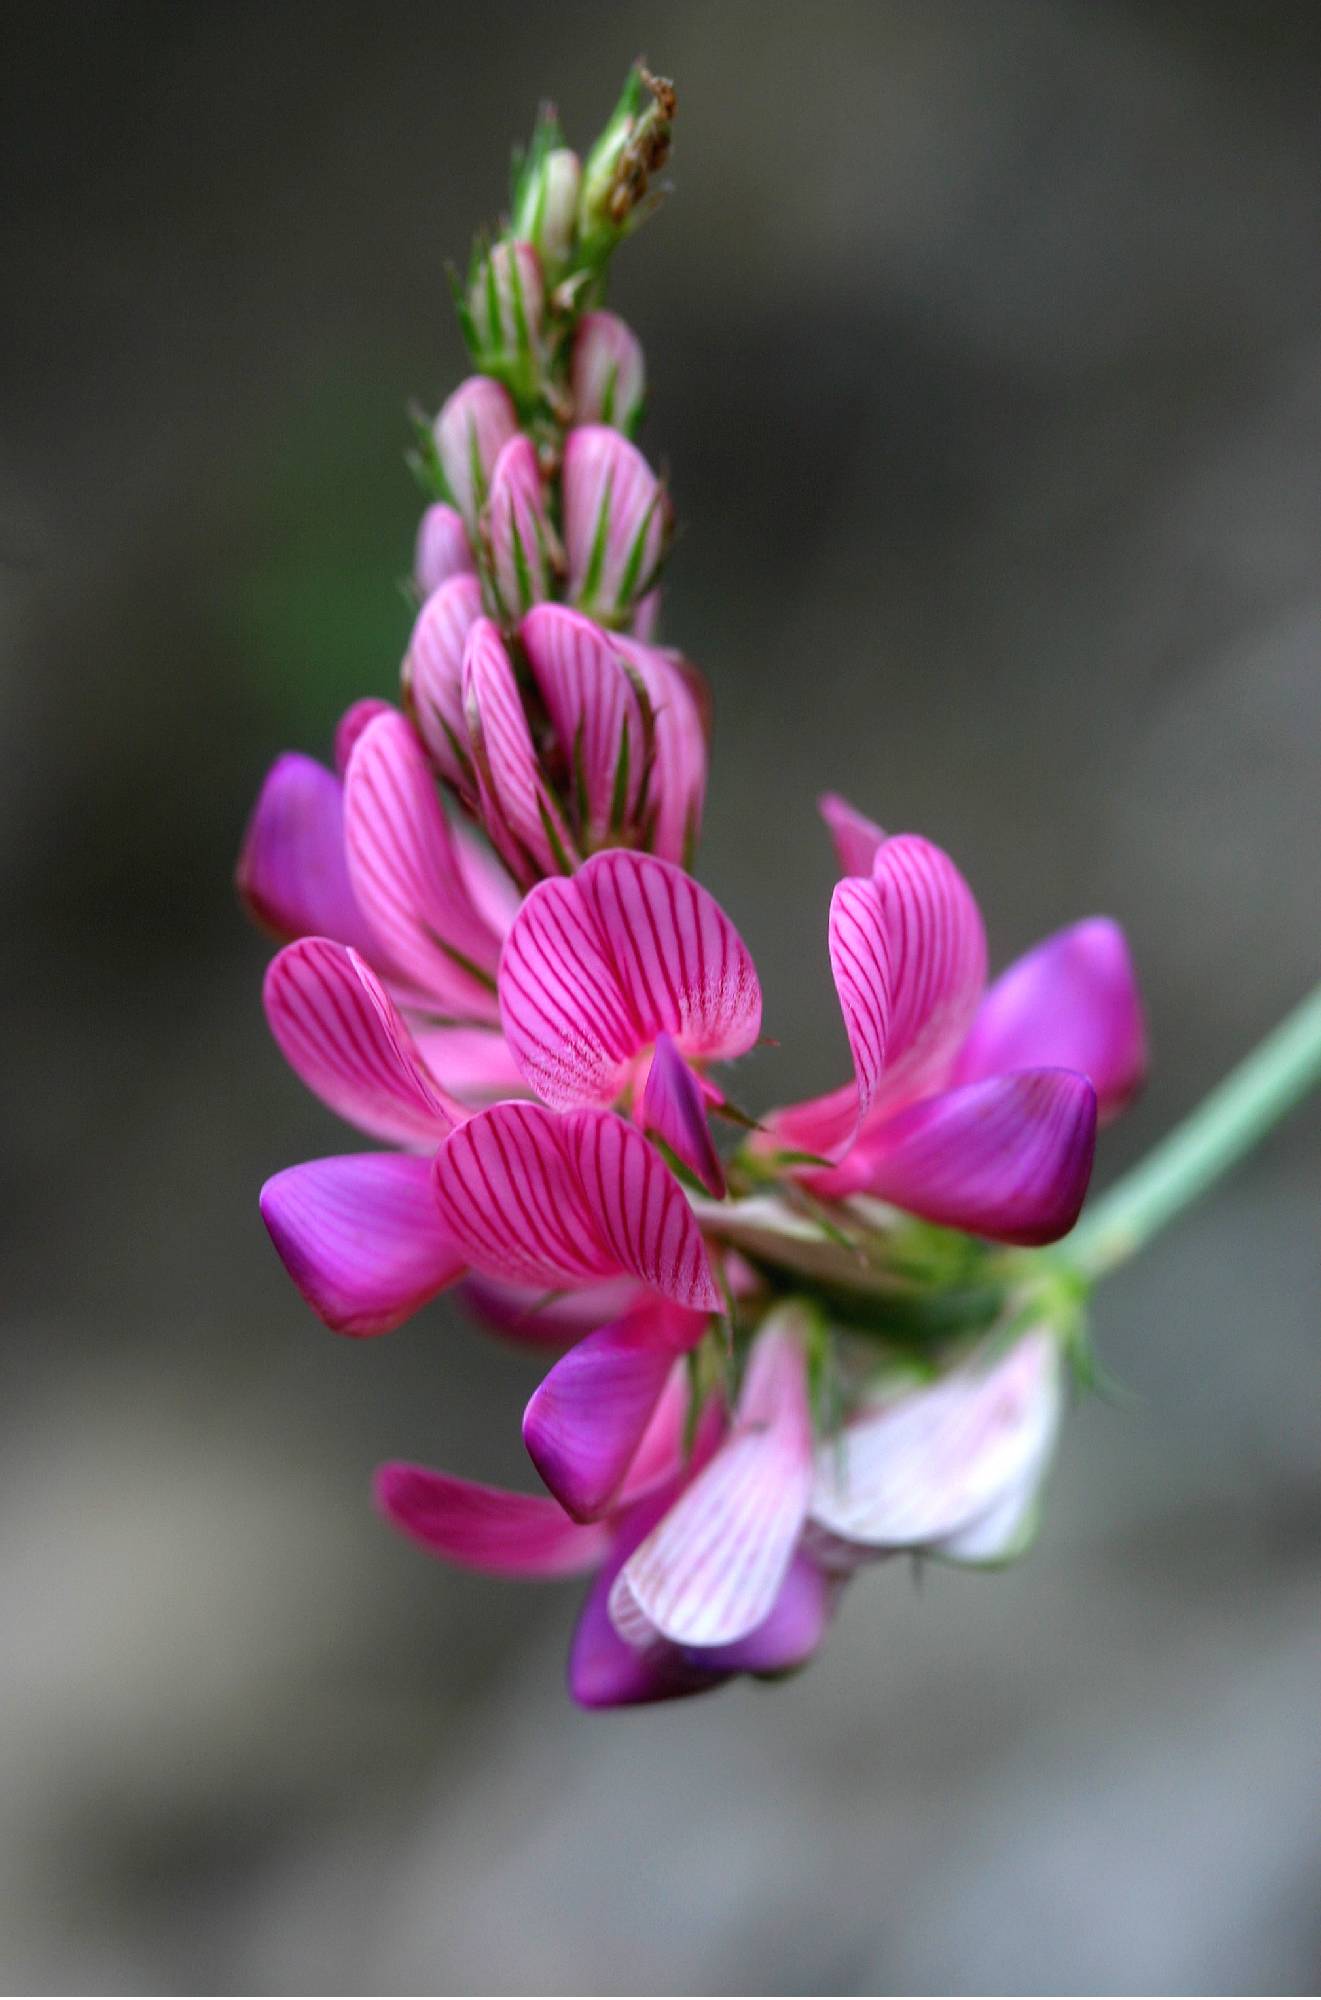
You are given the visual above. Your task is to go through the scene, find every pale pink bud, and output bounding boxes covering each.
[433,377,519,538]
[414,502,475,596]
[482,434,561,619]
[571,312,646,434]
[513,148,581,273]
[467,241,545,363]
[562,424,671,626]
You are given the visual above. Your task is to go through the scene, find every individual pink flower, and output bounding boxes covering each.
[571,311,646,434]
[763,806,1145,1244]
[433,376,519,539]
[807,1328,1064,1568]
[562,424,671,626]
[480,433,562,618]
[413,502,476,597]
[377,1308,834,1709]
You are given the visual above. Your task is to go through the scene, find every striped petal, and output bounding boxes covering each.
[519,604,647,845]
[432,1103,718,1310]
[333,699,393,778]
[523,1300,707,1521]
[236,753,371,952]
[374,1465,608,1577]
[263,938,463,1147]
[344,710,503,1023]
[568,1488,726,1709]
[413,501,475,596]
[954,917,1147,1124]
[610,1307,814,1649]
[819,791,886,876]
[682,1553,833,1674]
[562,424,670,624]
[482,434,560,619]
[641,1031,725,1196]
[259,1153,463,1335]
[498,850,761,1109]
[612,637,708,866]
[809,1331,1063,1555]
[463,618,579,884]
[401,573,484,796]
[861,1069,1098,1245]
[563,1109,721,1311]
[849,834,988,1119]
[433,376,519,538]
[571,311,646,434]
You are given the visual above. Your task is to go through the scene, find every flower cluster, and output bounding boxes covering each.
[238,70,1147,1709]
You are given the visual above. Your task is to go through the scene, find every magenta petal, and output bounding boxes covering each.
[410,1025,529,1105]
[819,792,886,876]
[263,938,463,1147]
[402,573,484,796]
[682,1554,833,1674]
[954,917,1147,1124]
[236,753,371,952]
[345,708,503,1003]
[809,1331,1063,1554]
[483,434,559,619]
[459,1273,644,1345]
[519,604,646,844]
[612,636,708,867]
[334,699,394,779]
[463,618,579,884]
[414,501,475,596]
[432,1101,619,1291]
[563,1109,721,1312]
[433,376,519,538]
[611,1308,814,1649]
[499,850,761,1110]
[260,1153,463,1335]
[863,1069,1098,1245]
[641,1033,726,1196]
[344,710,504,1022]
[523,1301,706,1521]
[375,1464,609,1576]
[562,424,670,622]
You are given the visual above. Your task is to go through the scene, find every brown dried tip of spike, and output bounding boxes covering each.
[607,63,677,226]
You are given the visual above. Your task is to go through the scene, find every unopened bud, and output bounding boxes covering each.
[513,146,582,276]
[562,424,671,626]
[467,240,545,371]
[433,377,519,538]
[578,64,675,261]
[482,433,561,619]
[571,312,646,435]
[414,501,475,596]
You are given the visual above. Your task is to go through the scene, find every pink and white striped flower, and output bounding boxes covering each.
[562,424,671,627]
[571,311,646,434]
[762,807,1145,1245]
[480,433,562,619]
[433,376,520,539]
[377,1306,834,1709]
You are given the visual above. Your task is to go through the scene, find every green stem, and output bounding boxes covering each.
[1065,980,1321,1282]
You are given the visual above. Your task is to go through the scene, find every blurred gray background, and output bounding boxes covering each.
[3,1,1320,1991]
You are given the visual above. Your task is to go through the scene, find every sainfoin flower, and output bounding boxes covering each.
[237,66,1151,1710]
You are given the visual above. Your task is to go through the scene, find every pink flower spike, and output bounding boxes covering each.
[344,710,504,1023]
[819,792,886,877]
[861,1068,1098,1245]
[612,636,709,866]
[433,1102,720,1310]
[809,1331,1062,1558]
[499,848,761,1110]
[402,573,484,795]
[610,1305,815,1650]
[562,424,671,624]
[642,1032,726,1197]
[263,938,464,1147]
[954,917,1148,1124]
[523,1299,707,1521]
[483,434,560,619]
[433,376,519,538]
[571,311,647,434]
[413,501,475,597]
[463,618,579,884]
[236,753,371,953]
[260,1153,465,1335]
[519,604,647,845]
[374,1465,609,1577]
